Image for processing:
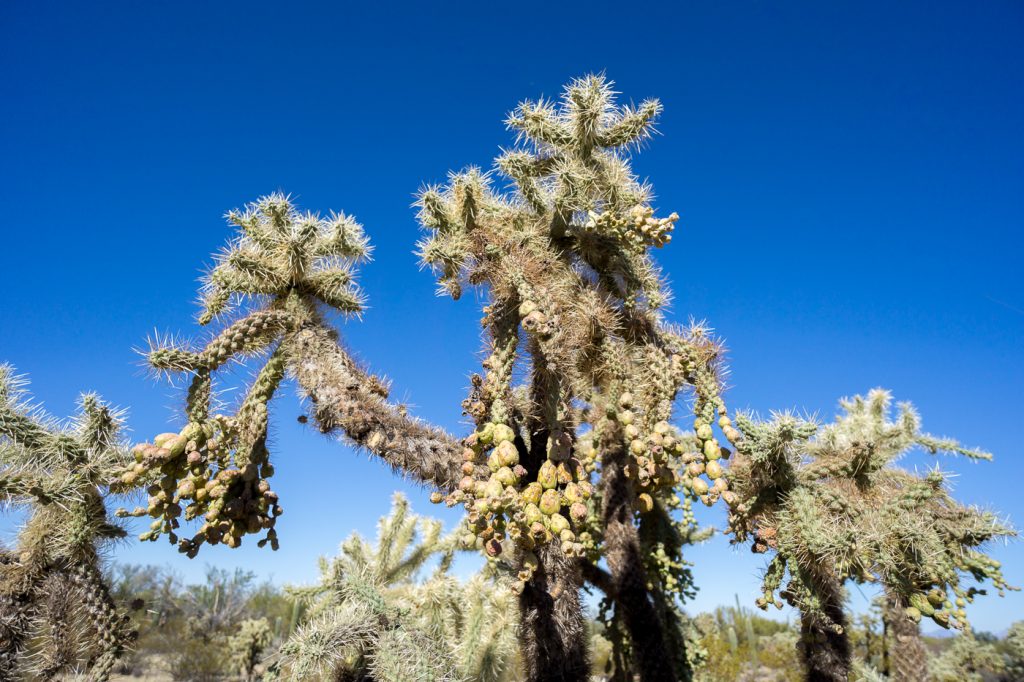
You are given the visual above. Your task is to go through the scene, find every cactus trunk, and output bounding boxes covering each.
[797,576,851,682]
[884,589,928,682]
[600,427,680,682]
[518,544,588,682]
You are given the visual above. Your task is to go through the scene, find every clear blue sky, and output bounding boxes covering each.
[2,1,1022,632]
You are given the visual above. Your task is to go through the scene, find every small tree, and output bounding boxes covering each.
[0,366,136,680]
[1002,620,1024,681]
[930,633,1005,682]
[229,617,274,680]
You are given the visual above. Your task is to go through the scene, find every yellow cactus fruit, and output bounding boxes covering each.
[549,513,570,535]
[522,482,543,505]
[492,423,515,444]
[478,423,495,445]
[153,433,179,448]
[538,460,558,489]
[540,489,561,516]
[495,440,519,467]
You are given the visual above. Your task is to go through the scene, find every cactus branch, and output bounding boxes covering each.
[287,322,463,490]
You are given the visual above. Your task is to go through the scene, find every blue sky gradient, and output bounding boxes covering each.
[2,1,1022,631]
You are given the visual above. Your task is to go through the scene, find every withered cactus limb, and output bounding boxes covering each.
[287,322,463,491]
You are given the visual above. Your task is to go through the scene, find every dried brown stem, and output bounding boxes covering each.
[287,322,464,491]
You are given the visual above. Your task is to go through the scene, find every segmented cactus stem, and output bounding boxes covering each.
[288,323,463,490]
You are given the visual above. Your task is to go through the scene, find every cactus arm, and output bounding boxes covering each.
[915,433,992,460]
[579,558,615,597]
[287,322,463,491]
[596,99,662,148]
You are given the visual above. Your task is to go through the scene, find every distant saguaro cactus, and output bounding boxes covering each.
[726,390,1015,681]
[0,366,136,681]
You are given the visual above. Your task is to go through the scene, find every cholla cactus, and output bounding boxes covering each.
[1003,620,1024,681]
[122,193,462,557]
[417,74,730,681]
[228,617,274,681]
[726,390,1015,681]
[929,632,1006,682]
[0,366,136,681]
[269,494,518,682]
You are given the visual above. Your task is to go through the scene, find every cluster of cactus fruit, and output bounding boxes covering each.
[436,419,598,584]
[582,205,678,251]
[116,415,282,556]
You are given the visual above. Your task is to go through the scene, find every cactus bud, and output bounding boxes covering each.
[484,478,504,499]
[495,440,519,467]
[519,300,538,317]
[478,423,495,445]
[522,482,543,505]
